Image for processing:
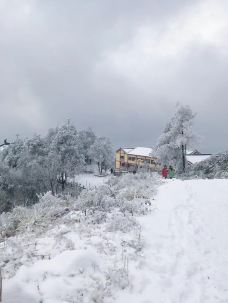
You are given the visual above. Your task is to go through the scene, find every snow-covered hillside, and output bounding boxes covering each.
[117,179,228,303]
[1,177,228,302]
[187,150,228,178]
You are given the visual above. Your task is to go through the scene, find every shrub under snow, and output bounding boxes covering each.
[76,172,159,219]
[0,192,73,238]
[0,172,161,303]
[186,151,228,179]
[0,172,159,239]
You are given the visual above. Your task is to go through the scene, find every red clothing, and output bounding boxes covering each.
[162,167,168,178]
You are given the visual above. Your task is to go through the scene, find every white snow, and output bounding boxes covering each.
[2,178,228,302]
[75,173,110,188]
[187,154,211,164]
[116,179,228,303]
[128,147,153,157]
[123,148,134,153]
[186,149,195,155]
[4,248,103,303]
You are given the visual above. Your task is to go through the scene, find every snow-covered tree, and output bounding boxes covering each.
[1,137,25,169]
[89,137,113,175]
[79,128,96,165]
[45,122,85,192]
[0,124,113,212]
[155,104,197,172]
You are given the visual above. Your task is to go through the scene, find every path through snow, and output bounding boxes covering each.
[116,179,228,303]
[2,178,228,302]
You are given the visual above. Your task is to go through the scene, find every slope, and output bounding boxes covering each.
[116,179,228,303]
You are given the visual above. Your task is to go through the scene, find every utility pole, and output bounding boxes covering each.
[181,129,186,173]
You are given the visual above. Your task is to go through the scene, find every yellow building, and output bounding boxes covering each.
[115,147,158,172]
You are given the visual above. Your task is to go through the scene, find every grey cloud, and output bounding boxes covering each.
[0,0,227,153]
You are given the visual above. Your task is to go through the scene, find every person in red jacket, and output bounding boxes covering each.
[162,165,168,179]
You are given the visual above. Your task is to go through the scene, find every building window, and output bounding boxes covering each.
[129,156,136,161]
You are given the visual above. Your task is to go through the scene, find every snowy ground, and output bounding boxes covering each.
[116,179,228,303]
[75,173,110,189]
[1,178,228,302]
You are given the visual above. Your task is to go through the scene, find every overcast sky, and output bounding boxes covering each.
[0,0,228,153]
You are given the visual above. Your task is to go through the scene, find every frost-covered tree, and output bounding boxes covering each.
[89,137,113,175]
[1,137,25,169]
[155,104,197,172]
[0,124,84,209]
[79,128,96,165]
[0,136,50,208]
[45,122,85,192]
[0,124,113,212]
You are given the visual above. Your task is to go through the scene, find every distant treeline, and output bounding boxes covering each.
[0,122,113,213]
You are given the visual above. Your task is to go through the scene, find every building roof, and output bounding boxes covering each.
[186,149,200,155]
[127,147,153,157]
[186,149,205,156]
[186,148,212,164]
[186,154,211,164]
[123,148,134,153]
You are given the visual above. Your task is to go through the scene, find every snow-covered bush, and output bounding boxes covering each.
[76,185,116,215]
[84,210,107,224]
[106,266,129,290]
[119,198,151,216]
[0,171,162,303]
[0,172,159,239]
[75,172,159,222]
[106,212,139,233]
[0,211,20,237]
[186,150,228,179]
[0,192,74,237]
[107,172,159,200]
[76,172,158,220]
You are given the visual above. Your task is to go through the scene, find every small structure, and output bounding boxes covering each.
[186,149,212,165]
[115,147,158,173]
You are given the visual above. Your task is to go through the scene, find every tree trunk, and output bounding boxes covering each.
[97,162,102,175]
[57,172,67,193]
[61,172,67,192]
[50,180,55,196]
[181,144,186,173]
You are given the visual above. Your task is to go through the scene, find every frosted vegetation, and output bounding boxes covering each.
[0,105,228,302]
[0,123,113,213]
[0,173,159,239]
[1,174,228,302]
[155,104,197,173]
[186,150,228,179]
[0,172,160,302]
